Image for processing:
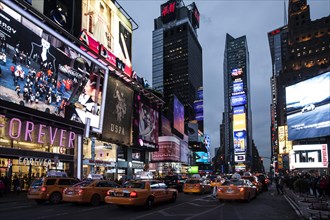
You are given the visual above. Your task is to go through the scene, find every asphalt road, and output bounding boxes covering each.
[0,184,301,220]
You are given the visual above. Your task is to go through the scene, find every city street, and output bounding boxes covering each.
[0,185,301,220]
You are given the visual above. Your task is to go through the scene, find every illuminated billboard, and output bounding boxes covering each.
[188,122,198,142]
[0,2,108,133]
[233,82,244,93]
[233,113,246,131]
[231,68,243,78]
[173,95,184,135]
[195,151,209,163]
[278,125,293,154]
[286,72,330,140]
[289,144,328,169]
[234,130,246,154]
[161,0,177,23]
[235,154,246,162]
[151,136,180,162]
[102,76,133,146]
[233,106,245,115]
[180,140,189,164]
[231,94,246,107]
[80,0,132,77]
[133,92,159,150]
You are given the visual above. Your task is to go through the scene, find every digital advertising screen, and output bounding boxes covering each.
[231,68,243,78]
[233,81,244,93]
[151,136,180,162]
[80,0,132,77]
[194,100,203,114]
[233,130,246,154]
[133,92,159,149]
[195,151,209,163]
[233,106,245,115]
[161,0,177,23]
[233,113,246,131]
[286,72,330,140]
[0,2,108,132]
[289,144,328,169]
[231,94,246,107]
[180,140,189,164]
[188,122,199,142]
[173,95,184,135]
[102,76,133,146]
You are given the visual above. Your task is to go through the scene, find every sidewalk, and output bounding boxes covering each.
[284,188,330,220]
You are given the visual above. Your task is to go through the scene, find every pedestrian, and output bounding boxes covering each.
[274,173,284,195]
[15,85,20,97]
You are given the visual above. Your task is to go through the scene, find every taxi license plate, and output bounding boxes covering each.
[66,191,73,195]
[226,189,233,193]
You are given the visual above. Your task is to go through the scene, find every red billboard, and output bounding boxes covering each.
[151,136,180,162]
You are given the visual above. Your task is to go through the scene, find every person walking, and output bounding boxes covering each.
[274,173,284,195]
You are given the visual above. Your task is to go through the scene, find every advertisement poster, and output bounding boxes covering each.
[231,94,246,107]
[81,0,132,77]
[151,136,180,162]
[102,76,133,146]
[233,113,246,131]
[0,2,106,131]
[286,71,330,140]
[173,95,184,135]
[233,130,246,154]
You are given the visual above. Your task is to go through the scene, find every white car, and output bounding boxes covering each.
[301,104,315,113]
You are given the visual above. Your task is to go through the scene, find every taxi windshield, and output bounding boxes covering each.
[185,179,200,184]
[123,181,145,189]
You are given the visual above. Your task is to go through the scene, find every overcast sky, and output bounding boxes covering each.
[118,0,330,170]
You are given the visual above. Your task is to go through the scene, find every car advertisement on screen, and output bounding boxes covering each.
[80,0,132,77]
[133,92,159,150]
[0,2,107,132]
[286,72,330,140]
[173,95,184,135]
[102,76,133,146]
[233,130,246,154]
[233,113,246,131]
[289,144,328,169]
[151,136,180,162]
[231,94,246,107]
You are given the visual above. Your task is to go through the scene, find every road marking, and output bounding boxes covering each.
[0,205,32,211]
[184,203,225,220]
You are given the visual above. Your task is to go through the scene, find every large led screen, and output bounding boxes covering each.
[151,136,180,162]
[102,76,133,146]
[233,130,246,154]
[80,0,132,77]
[233,113,246,131]
[195,151,209,163]
[173,95,184,135]
[0,2,107,132]
[233,82,244,93]
[133,92,159,149]
[286,72,330,140]
[180,140,189,164]
[231,94,246,107]
[233,106,245,114]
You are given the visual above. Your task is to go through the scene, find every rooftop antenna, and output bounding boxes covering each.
[284,0,288,25]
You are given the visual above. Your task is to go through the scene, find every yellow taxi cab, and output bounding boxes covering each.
[62,179,120,206]
[242,175,262,193]
[210,176,225,188]
[183,178,211,194]
[105,179,178,209]
[27,177,79,204]
[216,178,257,202]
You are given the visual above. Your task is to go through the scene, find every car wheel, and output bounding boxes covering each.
[49,192,62,204]
[170,193,177,203]
[144,197,154,210]
[91,194,101,206]
[35,199,46,204]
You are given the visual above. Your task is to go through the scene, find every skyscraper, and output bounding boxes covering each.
[152,0,203,134]
[222,34,253,172]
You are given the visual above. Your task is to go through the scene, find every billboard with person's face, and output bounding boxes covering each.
[0,2,108,132]
[80,0,132,77]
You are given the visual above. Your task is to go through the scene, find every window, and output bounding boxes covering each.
[46,179,56,185]
[58,179,71,185]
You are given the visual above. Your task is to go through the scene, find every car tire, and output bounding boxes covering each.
[245,193,251,203]
[91,194,101,206]
[144,197,154,210]
[170,193,177,203]
[49,192,62,204]
[35,199,46,204]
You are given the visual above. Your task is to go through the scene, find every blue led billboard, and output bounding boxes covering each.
[233,106,245,114]
[231,94,246,107]
[233,82,244,93]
